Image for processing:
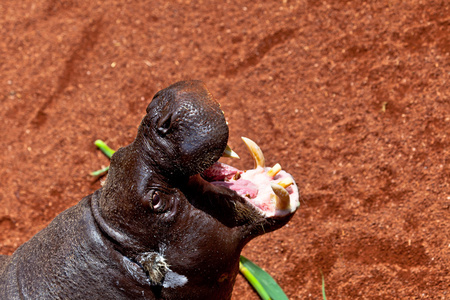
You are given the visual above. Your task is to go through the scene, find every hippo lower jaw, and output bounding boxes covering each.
[202,137,300,218]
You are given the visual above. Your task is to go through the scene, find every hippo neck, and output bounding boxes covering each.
[97,142,160,251]
[91,191,170,294]
[91,190,143,250]
[96,137,191,250]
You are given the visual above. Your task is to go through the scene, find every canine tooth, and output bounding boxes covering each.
[278,177,293,189]
[222,145,240,159]
[267,163,281,177]
[271,183,290,210]
[241,137,265,168]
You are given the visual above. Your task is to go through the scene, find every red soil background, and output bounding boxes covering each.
[1,1,449,298]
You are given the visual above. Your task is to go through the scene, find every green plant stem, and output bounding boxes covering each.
[94,140,115,158]
[90,140,115,176]
[320,269,327,300]
[90,166,110,176]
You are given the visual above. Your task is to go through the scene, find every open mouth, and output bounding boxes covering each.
[201,137,300,218]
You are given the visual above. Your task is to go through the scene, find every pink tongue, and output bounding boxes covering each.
[203,162,241,181]
[210,179,258,198]
[203,162,258,198]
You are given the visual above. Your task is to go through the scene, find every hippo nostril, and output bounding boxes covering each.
[157,113,173,135]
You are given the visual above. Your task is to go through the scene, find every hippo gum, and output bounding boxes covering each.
[0,80,299,299]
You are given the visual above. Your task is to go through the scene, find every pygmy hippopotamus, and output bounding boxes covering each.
[0,80,299,299]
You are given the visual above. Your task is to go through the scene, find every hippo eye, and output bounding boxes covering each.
[142,190,166,212]
[151,192,161,208]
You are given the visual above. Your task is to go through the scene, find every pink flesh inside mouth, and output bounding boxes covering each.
[202,162,300,217]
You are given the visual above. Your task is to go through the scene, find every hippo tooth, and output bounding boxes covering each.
[222,144,240,159]
[278,177,294,189]
[241,137,265,168]
[271,183,291,211]
[267,163,282,178]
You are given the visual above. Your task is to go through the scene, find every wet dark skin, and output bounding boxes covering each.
[0,81,296,299]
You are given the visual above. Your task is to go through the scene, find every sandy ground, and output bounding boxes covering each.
[1,1,449,298]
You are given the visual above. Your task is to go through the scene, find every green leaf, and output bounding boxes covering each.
[94,140,115,158]
[239,255,288,300]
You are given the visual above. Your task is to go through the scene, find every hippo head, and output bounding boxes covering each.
[94,81,299,299]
